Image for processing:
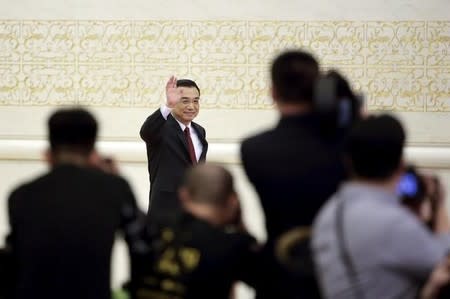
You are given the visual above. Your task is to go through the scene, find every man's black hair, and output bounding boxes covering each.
[48,108,98,156]
[344,114,405,180]
[176,79,201,96]
[271,50,319,103]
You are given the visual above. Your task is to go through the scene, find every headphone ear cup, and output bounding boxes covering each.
[314,76,358,129]
[337,98,352,128]
[314,77,336,114]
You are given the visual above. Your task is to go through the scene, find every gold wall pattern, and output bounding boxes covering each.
[0,20,449,111]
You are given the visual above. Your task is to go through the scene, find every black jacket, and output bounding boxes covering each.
[140,109,208,221]
[241,113,347,298]
[7,164,144,299]
[129,212,258,299]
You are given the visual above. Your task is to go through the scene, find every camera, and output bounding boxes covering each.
[398,165,443,230]
[397,165,426,203]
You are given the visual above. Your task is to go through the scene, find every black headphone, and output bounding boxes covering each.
[313,73,363,131]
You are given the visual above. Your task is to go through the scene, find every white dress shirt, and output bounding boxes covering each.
[160,105,203,161]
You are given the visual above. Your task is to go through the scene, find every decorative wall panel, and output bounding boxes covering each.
[0,20,449,111]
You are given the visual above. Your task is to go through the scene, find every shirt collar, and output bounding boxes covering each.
[338,181,400,205]
[174,117,192,132]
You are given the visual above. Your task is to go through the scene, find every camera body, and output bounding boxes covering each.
[398,165,443,230]
[397,165,426,204]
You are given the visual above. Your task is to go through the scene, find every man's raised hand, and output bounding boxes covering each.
[165,75,179,108]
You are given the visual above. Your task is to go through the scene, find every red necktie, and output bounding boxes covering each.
[184,127,197,165]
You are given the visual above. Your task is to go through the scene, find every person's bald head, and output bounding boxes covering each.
[180,164,235,205]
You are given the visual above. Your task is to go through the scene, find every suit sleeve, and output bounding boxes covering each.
[234,234,262,288]
[7,192,15,236]
[1,190,17,298]
[240,140,254,183]
[6,188,22,250]
[140,108,167,145]
[380,212,450,281]
[118,178,147,252]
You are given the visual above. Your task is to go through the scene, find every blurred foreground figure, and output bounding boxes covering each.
[241,50,360,298]
[128,164,259,299]
[313,115,450,299]
[6,108,144,299]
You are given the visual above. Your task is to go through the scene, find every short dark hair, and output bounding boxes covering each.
[176,79,200,96]
[48,108,98,156]
[344,115,405,179]
[181,164,234,205]
[271,50,319,103]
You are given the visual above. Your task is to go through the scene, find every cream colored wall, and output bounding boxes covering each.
[0,0,449,19]
[0,0,450,297]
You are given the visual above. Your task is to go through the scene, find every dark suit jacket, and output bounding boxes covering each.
[241,113,347,298]
[129,212,258,299]
[7,164,144,299]
[140,109,208,221]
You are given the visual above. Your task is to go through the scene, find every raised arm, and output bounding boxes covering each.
[165,75,181,108]
[420,258,450,299]
[382,212,450,282]
[118,178,147,250]
[139,108,167,144]
[140,76,181,144]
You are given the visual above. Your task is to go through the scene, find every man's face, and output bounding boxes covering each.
[172,86,200,125]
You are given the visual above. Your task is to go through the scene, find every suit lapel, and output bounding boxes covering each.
[168,115,208,162]
[167,114,190,156]
[192,122,208,161]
